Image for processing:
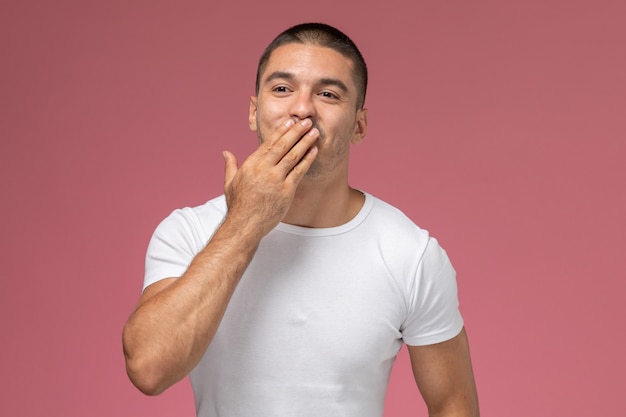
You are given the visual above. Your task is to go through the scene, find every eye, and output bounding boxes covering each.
[272,85,291,94]
[319,91,339,99]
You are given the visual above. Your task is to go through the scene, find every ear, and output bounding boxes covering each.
[351,108,368,144]
[248,96,258,132]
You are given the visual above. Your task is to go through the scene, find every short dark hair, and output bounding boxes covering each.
[255,23,368,109]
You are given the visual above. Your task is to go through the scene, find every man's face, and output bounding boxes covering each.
[249,43,367,180]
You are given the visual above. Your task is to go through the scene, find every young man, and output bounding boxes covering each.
[123,23,479,417]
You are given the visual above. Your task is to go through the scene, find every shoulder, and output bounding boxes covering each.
[148,195,227,257]
[362,193,451,278]
[144,195,227,288]
[155,195,227,237]
[364,193,432,251]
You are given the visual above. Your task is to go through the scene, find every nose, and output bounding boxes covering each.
[289,91,316,121]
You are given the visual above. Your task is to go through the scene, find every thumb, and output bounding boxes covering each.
[222,150,238,186]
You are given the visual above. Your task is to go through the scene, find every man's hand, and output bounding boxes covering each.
[222,117,319,237]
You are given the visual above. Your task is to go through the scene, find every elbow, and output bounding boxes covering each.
[125,358,170,396]
[124,347,170,396]
[122,325,172,396]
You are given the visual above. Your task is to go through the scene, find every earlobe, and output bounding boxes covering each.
[351,108,368,144]
[249,96,258,132]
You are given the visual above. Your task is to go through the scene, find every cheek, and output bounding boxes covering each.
[331,114,358,138]
[257,106,285,129]
[255,109,287,142]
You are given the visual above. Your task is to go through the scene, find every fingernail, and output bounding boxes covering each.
[285,119,295,127]
[300,118,312,127]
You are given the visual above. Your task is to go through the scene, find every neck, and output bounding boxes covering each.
[282,180,364,228]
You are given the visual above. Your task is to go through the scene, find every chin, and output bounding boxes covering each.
[303,161,324,180]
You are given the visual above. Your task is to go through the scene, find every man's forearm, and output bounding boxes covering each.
[122,215,263,395]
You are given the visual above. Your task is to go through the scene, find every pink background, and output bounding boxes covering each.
[2,0,624,416]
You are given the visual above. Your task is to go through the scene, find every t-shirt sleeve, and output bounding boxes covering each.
[143,208,205,290]
[401,237,464,346]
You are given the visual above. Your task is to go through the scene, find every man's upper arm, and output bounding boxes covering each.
[408,327,479,417]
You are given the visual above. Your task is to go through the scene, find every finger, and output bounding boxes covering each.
[277,126,319,173]
[285,144,318,185]
[263,118,315,163]
[222,151,238,187]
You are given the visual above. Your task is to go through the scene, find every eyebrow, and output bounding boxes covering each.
[264,71,349,94]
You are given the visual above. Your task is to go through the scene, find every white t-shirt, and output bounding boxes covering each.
[145,192,464,417]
